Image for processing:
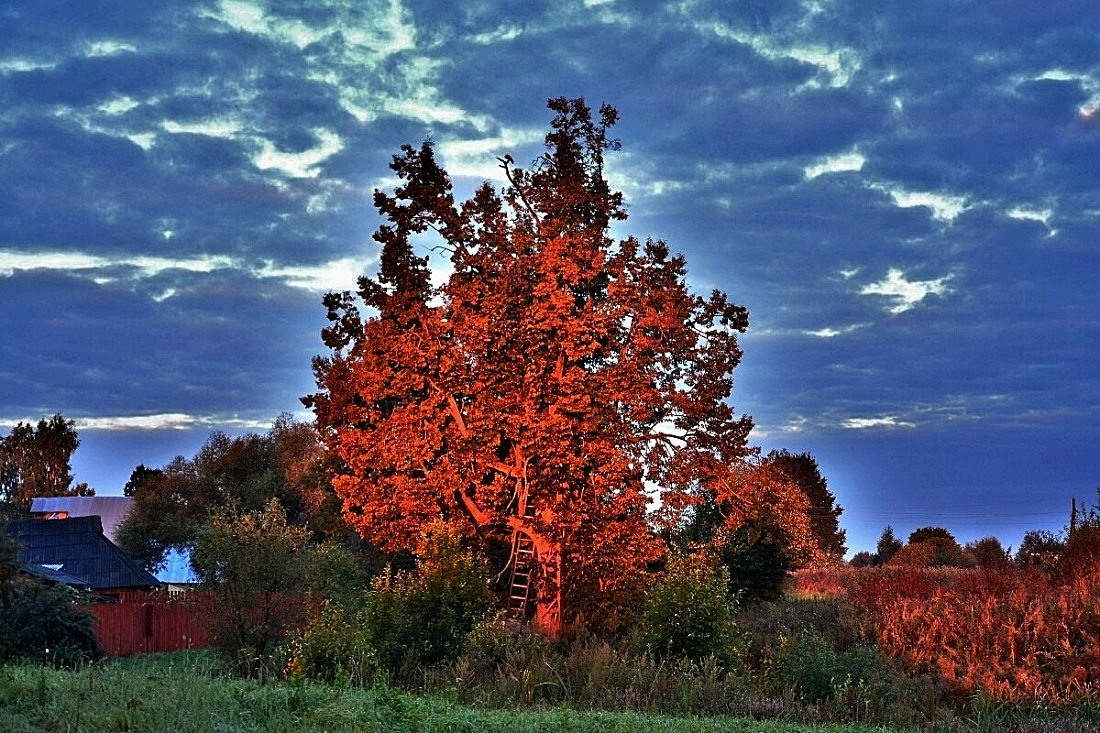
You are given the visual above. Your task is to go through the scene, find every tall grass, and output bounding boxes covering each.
[793,567,1100,705]
[0,650,889,733]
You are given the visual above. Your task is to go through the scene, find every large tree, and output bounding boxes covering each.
[0,414,92,513]
[307,98,800,637]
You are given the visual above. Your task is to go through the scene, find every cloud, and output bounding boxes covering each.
[253,129,345,178]
[874,184,969,223]
[860,268,953,314]
[804,150,865,179]
[804,323,867,338]
[73,413,272,431]
[840,416,917,429]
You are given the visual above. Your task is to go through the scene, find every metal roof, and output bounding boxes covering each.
[29,496,135,543]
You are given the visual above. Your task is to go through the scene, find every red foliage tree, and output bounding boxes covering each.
[307,98,763,637]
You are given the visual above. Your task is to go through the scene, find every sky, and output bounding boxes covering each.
[1,1,1097,557]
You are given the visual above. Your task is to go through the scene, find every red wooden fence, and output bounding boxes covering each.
[90,595,212,657]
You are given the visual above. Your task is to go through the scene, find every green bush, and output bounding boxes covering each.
[719,519,792,602]
[640,552,737,664]
[363,523,491,675]
[0,581,103,667]
[286,603,377,686]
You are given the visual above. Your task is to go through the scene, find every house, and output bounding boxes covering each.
[7,515,161,601]
[28,495,198,585]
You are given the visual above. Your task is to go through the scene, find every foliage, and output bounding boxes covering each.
[306,97,783,637]
[640,552,737,663]
[890,533,973,568]
[718,518,794,602]
[908,526,956,545]
[1054,526,1100,583]
[117,415,339,572]
[795,566,1100,705]
[362,522,492,674]
[763,450,846,563]
[1014,529,1065,567]
[285,603,378,686]
[963,536,1011,569]
[190,498,313,678]
[0,579,102,667]
[873,526,902,566]
[0,414,92,512]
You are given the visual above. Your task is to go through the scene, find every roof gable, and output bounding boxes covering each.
[8,516,160,590]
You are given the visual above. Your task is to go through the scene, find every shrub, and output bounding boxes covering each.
[718,520,792,602]
[0,580,102,667]
[286,603,377,686]
[363,522,491,675]
[190,498,313,679]
[640,552,737,663]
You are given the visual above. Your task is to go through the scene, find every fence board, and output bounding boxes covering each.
[91,596,212,657]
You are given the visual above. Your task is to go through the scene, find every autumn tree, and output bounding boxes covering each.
[762,449,846,564]
[0,415,92,513]
[306,98,803,637]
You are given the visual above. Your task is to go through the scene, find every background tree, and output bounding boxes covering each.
[874,526,902,565]
[307,98,781,637]
[190,498,312,678]
[762,450,846,563]
[908,526,956,545]
[1014,529,1065,567]
[964,536,1011,569]
[117,416,341,571]
[0,415,92,513]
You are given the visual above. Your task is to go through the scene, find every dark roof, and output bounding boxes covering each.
[29,496,134,543]
[7,516,160,590]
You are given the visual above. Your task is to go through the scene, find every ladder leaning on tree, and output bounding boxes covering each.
[505,499,537,622]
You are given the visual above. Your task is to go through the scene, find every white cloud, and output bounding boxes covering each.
[877,185,968,222]
[804,150,865,180]
[252,129,344,178]
[85,41,137,57]
[804,323,866,338]
[1008,205,1057,236]
[256,256,376,293]
[0,248,236,278]
[162,117,243,138]
[702,18,861,89]
[840,416,916,429]
[98,96,140,116]
[75,413,271,431]
[860,268,953,314]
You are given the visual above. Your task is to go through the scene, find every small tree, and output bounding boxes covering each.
[1014,529,1064,567]
[641,552,736,663]
[874,526,902,565]
[965,536,1011,569]
[190,498,312,678]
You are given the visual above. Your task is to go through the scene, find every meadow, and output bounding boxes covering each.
[5,565,1100,733]
[0,650,886,733]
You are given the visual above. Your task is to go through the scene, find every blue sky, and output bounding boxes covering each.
[2,1,1097,555]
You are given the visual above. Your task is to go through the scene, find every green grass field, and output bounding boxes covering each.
[0,651,894,733]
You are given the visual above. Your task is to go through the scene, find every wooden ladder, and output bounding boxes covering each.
[505,500,537,621]
[506,531,535,621]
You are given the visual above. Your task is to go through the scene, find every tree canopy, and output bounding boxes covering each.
[0,415,92,513]
[307,98,814,636]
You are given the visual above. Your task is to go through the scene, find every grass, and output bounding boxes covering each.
[0,650,896,733]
